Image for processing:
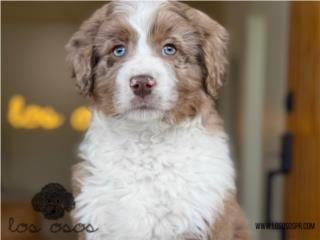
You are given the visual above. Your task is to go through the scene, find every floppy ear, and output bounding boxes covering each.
[185,6,229,98]
[65,4,111,97]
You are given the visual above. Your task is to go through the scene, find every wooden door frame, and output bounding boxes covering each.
[284,2,320,240]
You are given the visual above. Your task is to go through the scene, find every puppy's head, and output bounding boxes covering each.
[66,1,228,123]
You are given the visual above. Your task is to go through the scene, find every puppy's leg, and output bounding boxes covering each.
[209,194,251,240]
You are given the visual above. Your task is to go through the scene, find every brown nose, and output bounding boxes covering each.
[130,75,156,98]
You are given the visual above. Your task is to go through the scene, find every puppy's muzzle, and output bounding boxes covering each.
[130,75,156,98]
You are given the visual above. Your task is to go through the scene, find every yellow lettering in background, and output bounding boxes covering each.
[8,95,64,130]
[70,106,92,131]
[7,95,91,131]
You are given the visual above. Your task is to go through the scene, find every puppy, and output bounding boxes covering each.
[66,1,250,239]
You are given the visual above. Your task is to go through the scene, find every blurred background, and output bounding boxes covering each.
[2,2,319,240]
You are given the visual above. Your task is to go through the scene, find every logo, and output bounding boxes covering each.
[8,183,98,235]
[31,183,75,220]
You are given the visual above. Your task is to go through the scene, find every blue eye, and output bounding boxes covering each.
[113,45,126,57]
[162,44,177,56]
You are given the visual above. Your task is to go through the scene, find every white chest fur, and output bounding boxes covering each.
[74,111,235,240]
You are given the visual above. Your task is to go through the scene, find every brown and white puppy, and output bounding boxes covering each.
[66,1,250,240]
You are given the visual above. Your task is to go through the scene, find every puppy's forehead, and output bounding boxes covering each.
[113,1,166,35]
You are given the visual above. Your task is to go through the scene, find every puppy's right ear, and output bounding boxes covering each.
[65,4,111,97]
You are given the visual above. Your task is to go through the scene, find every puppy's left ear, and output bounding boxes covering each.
[185,6,229,98]
[65,4,111,97]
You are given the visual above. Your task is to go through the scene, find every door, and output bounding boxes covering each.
[284,2,320,240]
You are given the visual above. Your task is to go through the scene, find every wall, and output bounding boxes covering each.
[2,2,104,199]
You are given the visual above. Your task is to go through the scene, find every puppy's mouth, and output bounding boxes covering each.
[124,96,165,121]
[135,105,156,111]
[130,96,159,111]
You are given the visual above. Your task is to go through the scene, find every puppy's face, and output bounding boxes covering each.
[66,1,228,123]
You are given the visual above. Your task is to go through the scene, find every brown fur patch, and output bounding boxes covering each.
[200,98,224,134]
[152,2,229,99]
[66,3,113,97]
[66,2,138,116]
[148,3,205,124]
[208,193,251,240]
[93,14,138,116]
[175,2,229,99]
[145,2,229,124]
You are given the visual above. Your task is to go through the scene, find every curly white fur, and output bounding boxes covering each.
[73,110,235,240]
